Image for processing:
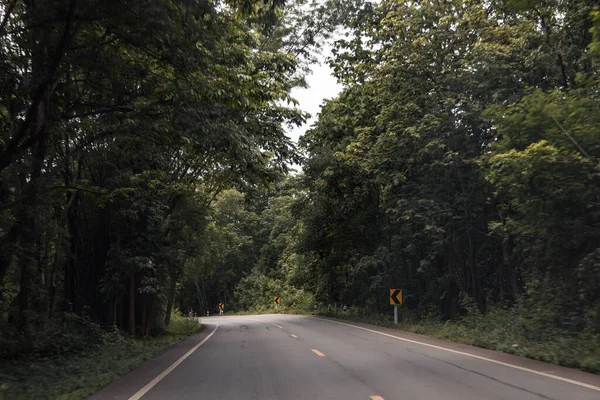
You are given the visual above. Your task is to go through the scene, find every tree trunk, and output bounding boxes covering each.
[118,298,124,329]
[63,204,78,313]
[467,231,485,312]
[47,281,56,319]
[62,145,80,314]
[111,298,117,326]
[17,130,47,332]
[164,270,177,326]
[106,297,116,327]
[144,300,154,337]
[141,297,147,337]
[194,280,204,315]
[0,224,21,289]
[128,271,135,337]
[17,253,31,333]
[502,237,518,299]
[445,232,459,320]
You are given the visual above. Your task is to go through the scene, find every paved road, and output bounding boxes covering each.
[91,314,600,400]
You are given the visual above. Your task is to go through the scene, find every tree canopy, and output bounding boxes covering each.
[1,0,600,368]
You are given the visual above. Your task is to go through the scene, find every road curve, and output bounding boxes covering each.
[90,314,600,400]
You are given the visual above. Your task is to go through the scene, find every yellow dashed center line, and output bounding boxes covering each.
[290,334,298,338]
[370,396,384,400]
[273,323,283,329]
[311,349,325,357]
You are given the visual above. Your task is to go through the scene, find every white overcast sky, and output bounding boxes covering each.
[286,47,342,143]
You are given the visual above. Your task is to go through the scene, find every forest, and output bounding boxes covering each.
[1,0,600,393]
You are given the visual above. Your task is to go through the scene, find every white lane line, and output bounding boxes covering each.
[312,317,600,392]
[128,324,219,400]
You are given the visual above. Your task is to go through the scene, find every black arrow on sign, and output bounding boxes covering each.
[390,289,402,305]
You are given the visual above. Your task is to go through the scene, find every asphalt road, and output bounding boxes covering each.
[90,314,600,400]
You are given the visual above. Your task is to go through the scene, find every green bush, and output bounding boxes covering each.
[0,313,111,360]
[233,270,315,313]
[166,310,202,336]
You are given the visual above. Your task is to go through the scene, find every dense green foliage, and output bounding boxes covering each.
[0,0,338,333]
[0,0,361,394]
[2,0,600,391]
[288,0,600,324]
[222,0,600,367]
[0,0,348,390]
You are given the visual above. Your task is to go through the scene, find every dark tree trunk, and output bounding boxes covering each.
[467,231,485,312]
[445,232,459,320]
[502,237,518,299]
[128,271,135,337]
[17,253,31,333]
[144,300,154,337]
[118,298,124,329]
[164,270,177,326]
[47,281,56,319]
[0,224,20,289]
[63,196,78,313]
[17,128,48,332]
[107,295,117,328]
[447,278,460,320]
[141,297,147,337]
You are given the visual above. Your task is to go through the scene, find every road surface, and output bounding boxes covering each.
[90,314,600,400]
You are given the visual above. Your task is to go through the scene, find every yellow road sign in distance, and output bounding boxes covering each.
[274,297,281,305]
[218,303,224,310]
[389,289,402,305]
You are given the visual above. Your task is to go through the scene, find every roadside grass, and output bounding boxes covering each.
[0,316,202,400]
[315,309,600,374]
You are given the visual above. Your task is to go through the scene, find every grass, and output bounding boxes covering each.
[0,317,202,400]
[315,309,600,374]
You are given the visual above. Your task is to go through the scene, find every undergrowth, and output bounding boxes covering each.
[317,305,600,374]
[0,311,202,400]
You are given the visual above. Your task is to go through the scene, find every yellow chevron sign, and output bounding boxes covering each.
[389,289,402,305]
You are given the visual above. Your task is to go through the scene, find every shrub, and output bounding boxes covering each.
[165,310,202,336]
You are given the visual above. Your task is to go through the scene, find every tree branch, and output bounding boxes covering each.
[0,0,78,172]
[0,0,19,37]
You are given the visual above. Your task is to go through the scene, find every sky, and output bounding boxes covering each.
[286,49,343,143]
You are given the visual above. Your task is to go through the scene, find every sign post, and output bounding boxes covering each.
[218,303,224,315]
[389,289,402,325]
[274,297,280,311]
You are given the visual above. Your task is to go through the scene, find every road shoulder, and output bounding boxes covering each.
[88,323,215,400]
[311,315,600,390]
